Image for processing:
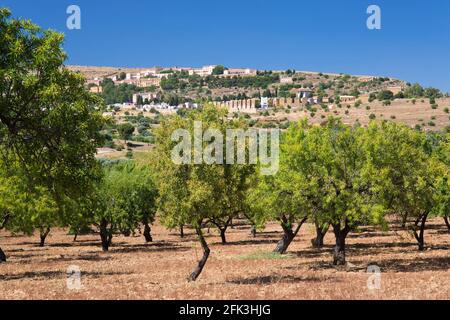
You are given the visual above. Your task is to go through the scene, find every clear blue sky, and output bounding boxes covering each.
[3,0,450,92]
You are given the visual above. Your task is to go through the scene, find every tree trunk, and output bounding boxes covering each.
[219,227,228,244]
[413,213,428,251]
[1,215,8,262]
[210,218,231,244]
[332,222,351,266]
[251,225,257,238]
[273,217,308,254]
[73,233,78,242]
[311,223,329,248]
[100,219,112,252]
[188,227,210,282]
[444,214,450,231]
[0,214,10,230]
[0,247,6,263]
[401,212,408,228]
[143,222,153,242]
[274,228,295,254]
[180,226,184,238]
[39,227,50,247]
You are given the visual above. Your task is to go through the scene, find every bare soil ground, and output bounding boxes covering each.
[0,219,449,300]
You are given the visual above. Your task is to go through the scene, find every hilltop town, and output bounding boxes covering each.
[68,64,450,159]
[69,64,411,113]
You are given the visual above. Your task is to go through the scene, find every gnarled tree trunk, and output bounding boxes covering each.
[188,227,210,282]
[273,216,308,254]
[180,225,184,238]
[332,222,351,266]
[211,218,232,245]
[250,225,257,238]
[413,212,429,251]
[100,219,113,252]
[444,214,450,232]
[0,247,6,263]
[311,222,329,248]
[401,212,408,228]
[39,227,51,247]
[143,222,153,242]
[0,215,8,262]
[219,228,227,244]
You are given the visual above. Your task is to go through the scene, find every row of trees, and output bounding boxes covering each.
[150,106,449,280]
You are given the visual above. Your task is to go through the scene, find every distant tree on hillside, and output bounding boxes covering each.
[118,123,135,143]
[212,65,226,75]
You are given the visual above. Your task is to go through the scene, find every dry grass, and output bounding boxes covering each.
[260,98,450,131]
[0,219,449,300]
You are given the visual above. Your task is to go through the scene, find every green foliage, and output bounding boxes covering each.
[118,123,135,141]
[71,162,158,249]
[101,78,139,104]
[152,105,255,232]
[212,65,226,75]
[377,90,394,101]
[206,74,280,90]
[0,8,104,231]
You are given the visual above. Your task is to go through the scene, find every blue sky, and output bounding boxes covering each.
[2,0,450,91]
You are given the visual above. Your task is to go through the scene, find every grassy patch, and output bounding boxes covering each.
[238,251,295,261]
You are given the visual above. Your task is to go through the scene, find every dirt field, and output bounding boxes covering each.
[0,219,448,300]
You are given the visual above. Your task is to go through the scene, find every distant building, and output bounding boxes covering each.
[188,65,217,76]
[137,77,162,88]
[280,76,293,84]
[132,92,160,104]
[260,97,269,109]
[297,89,313,99]
[89,86,103,93]
[178,102,200,109]
[213,99,257,114]
[339,95,356,103]
[223,68,257,77]
[358,76,376,82]
[141,67,163,77]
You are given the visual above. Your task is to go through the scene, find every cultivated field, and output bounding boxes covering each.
[1,219,448,300]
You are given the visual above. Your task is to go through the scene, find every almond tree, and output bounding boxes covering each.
[73,162,158,251]
[0,9,104,261]
[7,184,59,247]
[152,106,255,281]
[293,119,384,265]
[363,122,449,250]
[247,169,309,254]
